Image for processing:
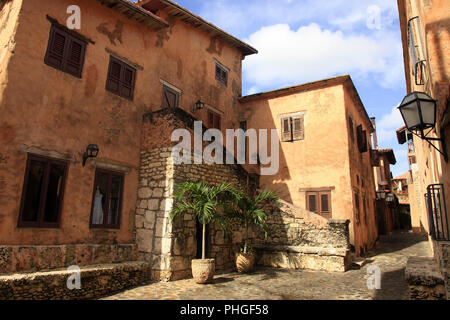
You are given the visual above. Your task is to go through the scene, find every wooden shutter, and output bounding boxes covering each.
[319,192,332,218]
[281,118,292,142]
[106,58,122,94]
[292,116,304,141]
[349,116,354,142]
[361,130,368,152]
[307,193,317,213]
[162,85,179,109]
[64,38,86,78]
[356,125,363,152]
[121,65,136,100]
[46,28,67,69]
[208,110,214,128]
[214,114,221,130]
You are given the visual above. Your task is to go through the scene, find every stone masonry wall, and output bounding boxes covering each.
[136,146,257,281]
[0,244,137,275]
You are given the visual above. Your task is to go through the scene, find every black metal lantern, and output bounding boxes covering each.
[376,191,386,200]
[385,193,394,202]
[398,91,448,162]
[82,144,99,167]
[195,99,205,110]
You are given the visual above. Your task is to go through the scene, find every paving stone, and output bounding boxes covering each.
[103,232,431,300]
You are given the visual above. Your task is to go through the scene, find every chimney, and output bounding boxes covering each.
[371,117,378,149]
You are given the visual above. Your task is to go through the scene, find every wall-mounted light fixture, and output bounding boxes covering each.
[385,193,395,203]
[398,91,448,162]
[82,144,99,167]
[195,99,205,110]
[376,191,386,200]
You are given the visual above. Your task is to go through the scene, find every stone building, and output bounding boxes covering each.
[397,0,450,299]
[0,0,378,297]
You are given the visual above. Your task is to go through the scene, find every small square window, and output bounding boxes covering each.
[161,84,180,109]
[44,24,87,78]
[306,190,332,219]
[106,56,136,100]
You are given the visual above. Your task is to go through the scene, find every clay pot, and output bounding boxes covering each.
[235,252,256,273]
[191,259,215,284]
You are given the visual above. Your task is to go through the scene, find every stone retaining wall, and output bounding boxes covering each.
[0,261,151,300]
[405,257,446,300]
[0,244,137,275]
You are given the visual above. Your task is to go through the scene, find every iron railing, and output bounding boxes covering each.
[426,184,450,241]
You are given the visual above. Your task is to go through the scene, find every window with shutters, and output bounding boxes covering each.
[18,154,68,228]
[44,24,87,78]
[106,56,136,100]
[90,169,124,229]
[280,115,305,142]
[161,84,180,109]
[207,109,221,130]
[215,63,228,87]
[349,116,354,142]
[356,125,368,153]
[306,191,332,219]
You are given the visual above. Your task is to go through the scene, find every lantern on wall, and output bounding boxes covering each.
[398,91,448,162]
[82,144,99,167]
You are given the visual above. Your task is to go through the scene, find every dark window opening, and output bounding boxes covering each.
[18,155,68,228]
[90,169,124,229]
[44,24,87,78]
[106,56,136,100]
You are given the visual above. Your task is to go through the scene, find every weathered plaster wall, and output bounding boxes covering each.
[343,84,378,255]
[240,82,351,215]
[398,0,450,248]
[0,0,244,247]
[239,79,376,255]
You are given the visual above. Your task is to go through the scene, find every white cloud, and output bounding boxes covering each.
[242,23,404,90]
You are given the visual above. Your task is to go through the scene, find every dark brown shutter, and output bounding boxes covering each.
[349,116,354,141]
[46,28,67,69]
[361,130,368,152]
[162,85,179,109]
[106,59,122,94]
[356,125,363,152]
[281,118,292,142]
[208,110,214,128]
[214,114,221,130]
[292,116,304,141]
[307,194,317,212]
[121,66,135,99]
[64,38,86,78]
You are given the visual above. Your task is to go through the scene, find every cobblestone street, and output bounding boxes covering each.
[103,232,431,300]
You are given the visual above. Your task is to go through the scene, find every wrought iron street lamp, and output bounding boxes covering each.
[82,144,99,167]
[195,99,205,110]
[398,91,448,162]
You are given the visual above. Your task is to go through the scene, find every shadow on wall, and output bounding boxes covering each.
[240,99,293,204]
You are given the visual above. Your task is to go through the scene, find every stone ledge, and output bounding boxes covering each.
[405,257,446,300]
[405,257,444,286]
[0,261,151,300]
[253,244,349,257]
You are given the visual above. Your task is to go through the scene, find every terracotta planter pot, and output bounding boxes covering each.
[191,259,215,284]
[235,252,256,273]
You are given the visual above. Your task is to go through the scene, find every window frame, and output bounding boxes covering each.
[44,24,87,78]
[306,190,332,219]
[161,84,181,109]
[17,154,69,228]
[105,56,136,101]
[89,168,124,229]
[207,109,221,130]
[280,115,305,142]
[215,62,228,87]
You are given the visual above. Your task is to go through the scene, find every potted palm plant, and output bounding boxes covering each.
[170,181,237,284]
[232,189,280,273]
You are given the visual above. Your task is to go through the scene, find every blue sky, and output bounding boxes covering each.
[135,0,409,177]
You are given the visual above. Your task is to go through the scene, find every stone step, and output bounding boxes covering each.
[0,261,151,300]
